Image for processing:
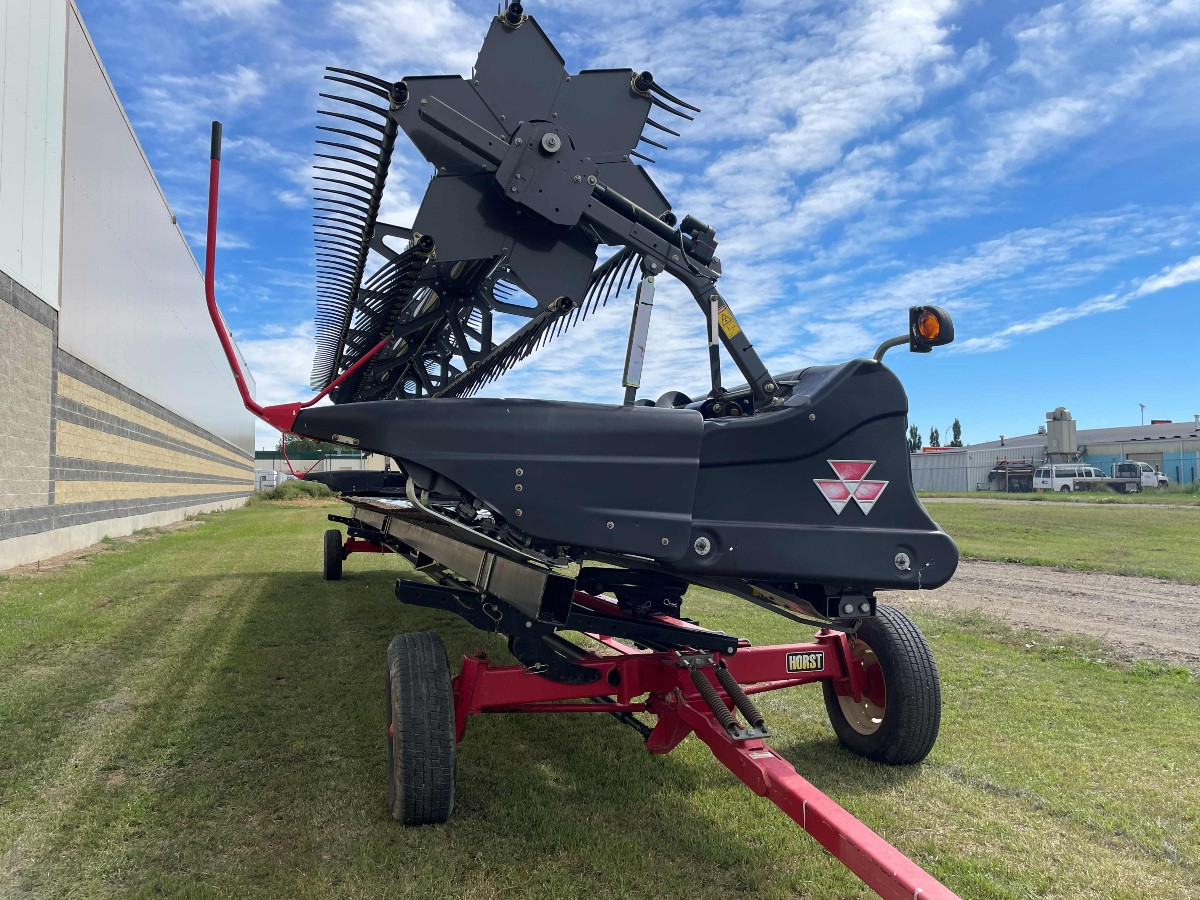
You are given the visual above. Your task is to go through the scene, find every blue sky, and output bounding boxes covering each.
[77,0,1200,449]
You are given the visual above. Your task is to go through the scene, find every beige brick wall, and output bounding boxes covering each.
[0,301,53,511]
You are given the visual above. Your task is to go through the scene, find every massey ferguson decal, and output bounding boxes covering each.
[814,460,889,515]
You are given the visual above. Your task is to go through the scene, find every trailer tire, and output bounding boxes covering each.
[386,632,456,825]
[323,529,343,580]
[823,605,941,765]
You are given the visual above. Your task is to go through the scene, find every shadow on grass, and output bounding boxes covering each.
[26,568,879,897]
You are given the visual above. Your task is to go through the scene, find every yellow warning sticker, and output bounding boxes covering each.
[717,304,741,339]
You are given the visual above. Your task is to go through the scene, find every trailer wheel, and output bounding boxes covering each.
[823,605,941,765]
[386,632,456,825]
[323,529,343,580]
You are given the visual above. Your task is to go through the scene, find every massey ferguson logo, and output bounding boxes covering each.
[814,460,888,515]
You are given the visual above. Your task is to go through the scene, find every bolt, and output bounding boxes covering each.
[420,98,428,106]
[587,175,597,185]
[514,508,523,517]
[661,537,670,546]
[540,132,562,153]
[573,175,582,183]
[515,484,523,492]
[727,647,735,655]
[895,552,911,571]
[764,381,777,394]
[693,536,712,556]
[671,252,680,261]
[500,114,506,120]
[859,602,871,613]
[809,413,816,421]
[606,521,615,530]
[843,603,855,615]
[514,137,523,146]
[712,402,724,413]
[525,621,532,628]
[515,468,523,476]
[511,186,519,193]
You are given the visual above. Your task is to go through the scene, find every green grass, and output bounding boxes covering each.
[919,485,1200,506]
[1,502,1198,899]
[926,501,1200,582]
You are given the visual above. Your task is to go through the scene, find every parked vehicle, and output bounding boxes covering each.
[1110,460,1169,490]
[1033,461,1167,493]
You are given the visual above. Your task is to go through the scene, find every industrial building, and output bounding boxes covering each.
[0,1,254,569]
[910,409,1200,492]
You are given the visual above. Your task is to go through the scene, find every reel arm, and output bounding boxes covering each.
[416,96,780,408]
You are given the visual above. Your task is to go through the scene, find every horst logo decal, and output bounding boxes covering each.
[786,651,825,673]
[814,460,889,515]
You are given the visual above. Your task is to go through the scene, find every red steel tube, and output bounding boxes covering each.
[204,121,391,436]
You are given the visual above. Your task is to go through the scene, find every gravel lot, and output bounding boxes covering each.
[885,559,1200,669]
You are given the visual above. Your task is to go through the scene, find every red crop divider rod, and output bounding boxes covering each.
[204,121,391,436]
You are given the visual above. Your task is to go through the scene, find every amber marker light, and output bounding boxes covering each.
[908,305,954,353]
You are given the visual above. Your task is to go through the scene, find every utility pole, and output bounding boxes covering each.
[1139,403,1145,426]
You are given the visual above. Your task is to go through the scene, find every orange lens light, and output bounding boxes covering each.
[917,311,941,341]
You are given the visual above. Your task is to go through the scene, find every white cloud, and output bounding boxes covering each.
[179,0,278,19]
[1135,254,1200,295]
[139,65,267,134]
[331,0,483,75]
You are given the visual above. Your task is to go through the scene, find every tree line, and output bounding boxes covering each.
[907,418,962,453]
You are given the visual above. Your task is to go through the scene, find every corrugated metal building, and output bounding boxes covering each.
[910,416,1200,491]
[1,1,254,569]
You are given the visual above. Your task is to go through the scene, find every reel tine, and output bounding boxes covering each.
[325,66,396,91]
[313,206,370,224]
[317,125,385,149]
[639,135,668,151]
[649,82,701,113]
[324,74,391,100]
[315,152,378,173]
[318,92,388,118]
[315,185,372,205]
[629,150,656,164]
[318,108,387,135]
[314,164,374,183]
[645,117,681,137]
[649,95,694,121]
[314,175,374,196]
[316,141,381,164]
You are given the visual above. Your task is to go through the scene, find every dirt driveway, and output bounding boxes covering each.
[884,560,1200,669]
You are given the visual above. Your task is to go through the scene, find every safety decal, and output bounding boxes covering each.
[717,303,742,339]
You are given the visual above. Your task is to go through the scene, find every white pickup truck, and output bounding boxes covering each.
[1033,461,1168,493]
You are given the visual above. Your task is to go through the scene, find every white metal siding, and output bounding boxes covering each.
[57,8,253,453]
[910,445,1047,492]
[0,0,67,305]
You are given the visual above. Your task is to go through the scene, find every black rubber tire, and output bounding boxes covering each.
[323,529,343,581]
[1059,485,1072,493]
[386,632,456,825]
[822,605,941,765]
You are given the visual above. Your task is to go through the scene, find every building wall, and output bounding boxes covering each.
[1084,440,1200,485]
[58,7,253,450]
[0,0,254,570]
[909,446,1046,492]
[0,0,67,306]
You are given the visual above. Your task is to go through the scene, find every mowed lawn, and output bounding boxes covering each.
[925,501,1200,583]
[1,502,1197,899]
